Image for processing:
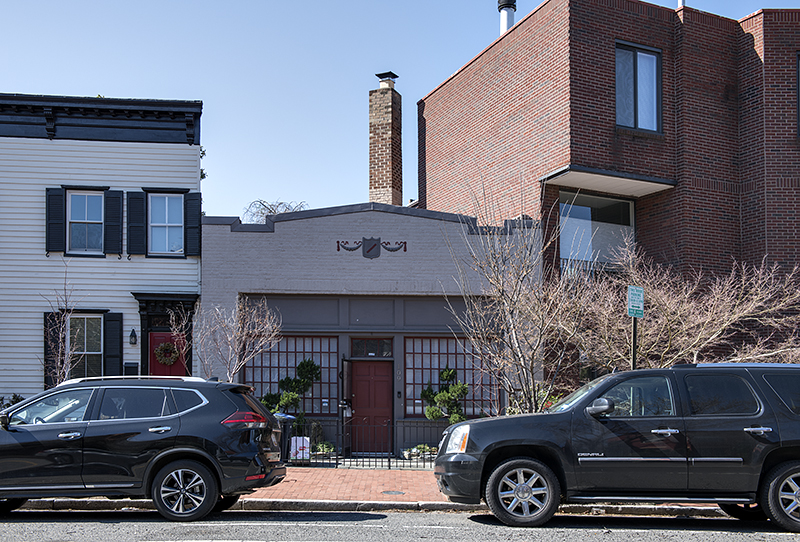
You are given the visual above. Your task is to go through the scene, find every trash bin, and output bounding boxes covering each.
[272,412,295,462]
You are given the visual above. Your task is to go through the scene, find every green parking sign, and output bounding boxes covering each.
[628,285,644,318]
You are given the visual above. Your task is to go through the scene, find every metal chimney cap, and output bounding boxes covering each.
[498,1,516,11]
[376,71,399,81]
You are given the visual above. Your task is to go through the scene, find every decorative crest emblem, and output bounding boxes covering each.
[337,238,407,259]
[362,237,381,259]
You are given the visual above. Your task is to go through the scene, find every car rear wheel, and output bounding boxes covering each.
[212,495,241,513]
[152,460,218,522]
[485,457,560,527]
[718,502,767,521]
[0,498,27,514]
[761,461,800,532]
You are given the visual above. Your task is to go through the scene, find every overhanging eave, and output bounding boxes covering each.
[544,165,676,198]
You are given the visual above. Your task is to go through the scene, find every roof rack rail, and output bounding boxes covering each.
[61,375,207,385]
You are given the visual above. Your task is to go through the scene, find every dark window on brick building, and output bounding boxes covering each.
[616,43,661,132]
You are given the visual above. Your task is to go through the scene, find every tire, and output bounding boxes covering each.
[718,502,767,521]
[0,498,27,514]
[761,461,800,532]
[212,495,240,513]
[485,457,560,527]
[151,460,218,522]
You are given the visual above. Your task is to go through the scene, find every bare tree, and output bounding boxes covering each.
[173,296,281,382]
[167,302,194,374]
[41,259,84,386]
[449,195,595,414]
[583,239,800,368]
[242,200,308,224]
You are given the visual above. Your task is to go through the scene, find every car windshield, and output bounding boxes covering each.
[545,374,613,413]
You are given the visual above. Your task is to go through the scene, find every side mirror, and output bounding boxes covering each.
[0,413,8,430]
[585,397,615,417]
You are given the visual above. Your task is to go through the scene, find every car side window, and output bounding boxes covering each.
[10,389,94,425]
[172,389,205,413]
[600,375,675,417]
[762,374,800,415]
[684,374,759,416]
[99,388,169,420]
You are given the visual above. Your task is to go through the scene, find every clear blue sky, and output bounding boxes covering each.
[2,0,794,217]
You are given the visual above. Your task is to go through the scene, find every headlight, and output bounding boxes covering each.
[445,424,470,454]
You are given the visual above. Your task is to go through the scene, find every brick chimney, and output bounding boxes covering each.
[369,71,402,206]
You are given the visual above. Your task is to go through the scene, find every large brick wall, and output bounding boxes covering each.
[419,0,799,274]
[418,0,570,218]
[742,10,800,271]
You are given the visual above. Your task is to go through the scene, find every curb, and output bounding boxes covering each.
[20,498,724,517]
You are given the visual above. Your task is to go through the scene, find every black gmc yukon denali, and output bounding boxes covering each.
[434,363,800,531]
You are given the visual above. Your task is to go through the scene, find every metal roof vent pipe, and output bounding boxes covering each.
[499,1,516,34]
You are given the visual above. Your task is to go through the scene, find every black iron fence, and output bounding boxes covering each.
[276,417,450,469]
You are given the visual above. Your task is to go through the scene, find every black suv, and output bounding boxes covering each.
[434,363,800,532]
[0,376,285,521]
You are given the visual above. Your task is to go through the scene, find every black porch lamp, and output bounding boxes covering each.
[129,328,137,345]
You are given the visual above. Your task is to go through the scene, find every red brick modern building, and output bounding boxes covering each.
[418,0,799,274]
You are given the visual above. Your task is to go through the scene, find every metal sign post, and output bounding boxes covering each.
[627,286,644,370]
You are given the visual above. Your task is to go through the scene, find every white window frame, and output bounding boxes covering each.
[68,314,104,379]
[148,193,184,255]
[67,191,104,254]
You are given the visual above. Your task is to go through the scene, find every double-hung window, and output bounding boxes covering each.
[45,187,122,256]
[616,42,661,132]
[68,192,104,253]
[69,314,103,379]
[148,194,184,254]
[126,190,200,257]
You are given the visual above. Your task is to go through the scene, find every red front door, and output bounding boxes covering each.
[148,332,188,376]
[351,361,393,454]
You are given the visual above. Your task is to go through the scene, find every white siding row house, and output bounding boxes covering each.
[0,94,203,396]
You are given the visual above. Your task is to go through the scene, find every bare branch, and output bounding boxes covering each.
[190,297,282,382]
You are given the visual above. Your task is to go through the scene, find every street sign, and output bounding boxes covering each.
[628,285,644,318]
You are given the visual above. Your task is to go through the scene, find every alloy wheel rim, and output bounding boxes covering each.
[497,467,549,518]
[778,474,800,519]
[160,468,207,514]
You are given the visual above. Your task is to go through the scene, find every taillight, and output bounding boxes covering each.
[222,411,267,429]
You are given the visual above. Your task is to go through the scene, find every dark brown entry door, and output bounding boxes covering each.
[148,332,188,376]
[351,361,393,454]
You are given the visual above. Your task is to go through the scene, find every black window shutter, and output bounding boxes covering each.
[104,190,123,255]
[127,191,146,255]
[103,313,123,377]
[184,192,202,256]
[45,188,66,253]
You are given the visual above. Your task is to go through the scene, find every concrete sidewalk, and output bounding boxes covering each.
[20,466,725,517]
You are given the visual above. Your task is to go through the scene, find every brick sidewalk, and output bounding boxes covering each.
[250,467,448,503]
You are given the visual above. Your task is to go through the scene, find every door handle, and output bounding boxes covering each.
[148,426,172,434]
[743,427,772,436]
[58,431,82,440]
[651,428,680,437]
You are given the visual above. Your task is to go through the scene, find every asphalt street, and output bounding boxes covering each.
[0,509,795,542]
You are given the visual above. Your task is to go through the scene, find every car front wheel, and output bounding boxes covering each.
[761,461,800,532]
[0,498,27,514]
[485,457,560,527]
[152,460,218,522]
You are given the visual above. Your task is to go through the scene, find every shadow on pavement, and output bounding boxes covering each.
[3,509,389,524]
[467,512,784,533]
